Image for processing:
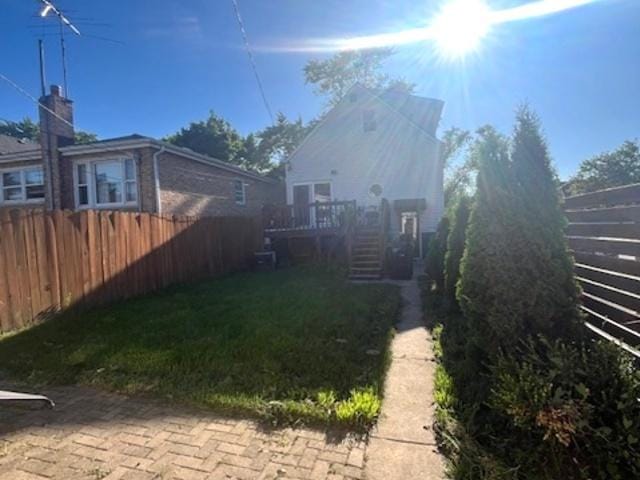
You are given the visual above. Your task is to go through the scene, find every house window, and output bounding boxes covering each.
[234,180,246,205]
[75,158,137,208]
[313,183,331,202]
[363,109,377,132]
[0,167,45,204]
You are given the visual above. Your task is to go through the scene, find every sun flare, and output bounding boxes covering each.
[267,0,603,58]
[431,0,493,59]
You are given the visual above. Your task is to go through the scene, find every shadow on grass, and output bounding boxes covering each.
[0,266,401,435]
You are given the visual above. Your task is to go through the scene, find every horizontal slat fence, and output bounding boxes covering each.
[564,184,640,355]
[0,209,261,333]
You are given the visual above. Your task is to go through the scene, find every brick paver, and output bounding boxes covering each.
[0,386,365,480]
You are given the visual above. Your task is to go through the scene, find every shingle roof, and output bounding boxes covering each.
[0,134,40,156]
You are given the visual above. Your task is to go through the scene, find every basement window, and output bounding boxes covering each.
[0,167,45,204]
[234,179,246,205]
[362,109,377,132]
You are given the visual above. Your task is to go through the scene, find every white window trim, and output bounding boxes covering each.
[0,167,45,205]
[234,179,247,205]
[73,157,139,210]
[291,181,333,204]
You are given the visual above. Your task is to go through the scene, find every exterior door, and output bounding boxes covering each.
[293,184,311,227]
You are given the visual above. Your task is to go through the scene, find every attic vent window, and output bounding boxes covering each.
[362,109,377,132]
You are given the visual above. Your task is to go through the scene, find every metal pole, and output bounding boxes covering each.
[59,15,68,97]
[38,39,47,97]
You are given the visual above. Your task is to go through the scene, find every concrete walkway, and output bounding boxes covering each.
[363,267,445,479]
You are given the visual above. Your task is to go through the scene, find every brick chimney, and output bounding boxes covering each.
[39,85,74,209]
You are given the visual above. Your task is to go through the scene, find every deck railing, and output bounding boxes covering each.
[263,200,357,232]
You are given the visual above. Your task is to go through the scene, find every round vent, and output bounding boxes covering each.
[369,184,383,197]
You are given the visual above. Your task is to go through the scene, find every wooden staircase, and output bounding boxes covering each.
[349,226,383,280]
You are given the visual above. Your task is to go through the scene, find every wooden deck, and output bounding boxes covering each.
[263,200,356,239]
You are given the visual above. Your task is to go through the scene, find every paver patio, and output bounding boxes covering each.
[0,385,365,480]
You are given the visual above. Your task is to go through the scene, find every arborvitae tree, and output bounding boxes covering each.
[511,106,582,338]
[457,126,531,354]
[444,195,472,307]
[425,216,450,292]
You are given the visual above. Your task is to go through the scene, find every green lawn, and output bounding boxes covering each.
[0,266,401,428]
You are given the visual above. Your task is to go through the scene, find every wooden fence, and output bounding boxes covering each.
[564,183,640,355]
[0,209,261,333]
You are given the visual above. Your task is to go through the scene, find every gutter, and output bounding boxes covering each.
[152,146,166,215]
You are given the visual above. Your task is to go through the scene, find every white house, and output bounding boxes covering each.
[284,84,445,256]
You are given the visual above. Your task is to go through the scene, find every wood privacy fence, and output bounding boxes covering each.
[564,183,640,355]
[0,209,261,333]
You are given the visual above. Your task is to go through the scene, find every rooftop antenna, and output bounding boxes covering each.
[38,0,80,98]
[38,39,47,97]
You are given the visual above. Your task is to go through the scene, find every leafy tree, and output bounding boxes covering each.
[165,111,245,166]
[565,140,640,195]
[256,113,310,164]
[1,116,98,145]
[304,49,414,106]
[74,131,98,145]
[440,127,475,206]
[0,117,39,141]
[444,194,472,307]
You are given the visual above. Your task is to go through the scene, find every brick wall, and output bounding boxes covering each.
[157,151,283,217]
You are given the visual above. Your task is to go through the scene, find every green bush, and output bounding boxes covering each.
[445,195,472,308]
[458,116,581,359]
[491,338,640,480]
[426,216,450,292]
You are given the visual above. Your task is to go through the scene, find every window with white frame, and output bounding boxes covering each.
[234,179,246,205]
[0,167,45,204]
[75,158,137,208]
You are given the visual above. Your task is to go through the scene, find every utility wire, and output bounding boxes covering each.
[230,0,274,124]
[0,73,74,130]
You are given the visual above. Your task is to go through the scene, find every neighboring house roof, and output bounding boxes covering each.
[0,134,39,156]
[0,132,274,183]
[59,135,277,184]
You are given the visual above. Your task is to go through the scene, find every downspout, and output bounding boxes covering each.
[152,146,166,214]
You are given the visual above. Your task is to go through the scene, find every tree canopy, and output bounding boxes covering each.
[0,116,97,145]
[164,111,311,175]
[303,48,414,106]
[565,139,640,195]
[0,117,39,141]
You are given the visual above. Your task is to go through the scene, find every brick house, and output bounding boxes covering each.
[0,85,283,216]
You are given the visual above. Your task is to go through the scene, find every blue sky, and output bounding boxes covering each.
[1,0,638,179]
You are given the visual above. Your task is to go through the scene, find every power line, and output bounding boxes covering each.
[0,72,74,130]
[230,0,274,124]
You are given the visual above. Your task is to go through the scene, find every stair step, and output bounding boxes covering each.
[349,273,382,280]
[352,260,381,266]
[353,254,380,260]
[351,269,382,275]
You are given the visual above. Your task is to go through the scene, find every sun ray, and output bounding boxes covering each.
[261,0,604,56]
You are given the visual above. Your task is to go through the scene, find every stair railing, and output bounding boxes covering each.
[378,198,390,275]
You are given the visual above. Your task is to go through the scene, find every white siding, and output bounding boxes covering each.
[286,86,444,234]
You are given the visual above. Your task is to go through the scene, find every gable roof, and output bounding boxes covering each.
[378,90,444,135]
[0,134,39,156]
[285,84,444,165]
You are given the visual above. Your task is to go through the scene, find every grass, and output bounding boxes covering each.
[0,266,401,428]
[422,278,523,479]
